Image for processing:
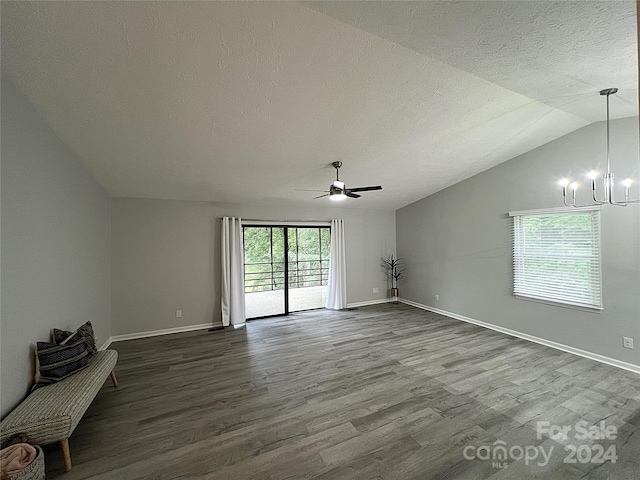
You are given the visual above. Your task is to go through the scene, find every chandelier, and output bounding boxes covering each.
[561,88,639,207]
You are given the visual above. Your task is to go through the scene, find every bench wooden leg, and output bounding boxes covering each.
[110,370,118,387]
[61,438,72,472]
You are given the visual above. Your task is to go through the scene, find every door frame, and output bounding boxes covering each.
[242,223,330,319]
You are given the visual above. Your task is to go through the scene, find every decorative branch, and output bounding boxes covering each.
[381,255,406,289]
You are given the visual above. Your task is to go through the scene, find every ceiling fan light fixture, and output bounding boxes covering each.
[330,190,346,201]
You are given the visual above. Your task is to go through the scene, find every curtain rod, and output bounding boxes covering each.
[241,219,332,227]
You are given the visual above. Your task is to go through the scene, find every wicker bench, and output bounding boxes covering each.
[0,349,118,472]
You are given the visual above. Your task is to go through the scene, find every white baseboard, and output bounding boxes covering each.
[100,301,389,346]
[103,323,216,345]
[399,298,640,375]
[347,299,392,308]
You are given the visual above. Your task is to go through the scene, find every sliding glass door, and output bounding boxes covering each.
[243,226,329,319]
[287,228,330,313]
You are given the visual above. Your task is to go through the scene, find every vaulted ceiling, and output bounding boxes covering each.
[1,1,637,210]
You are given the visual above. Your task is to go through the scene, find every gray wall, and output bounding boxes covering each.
[1,77,112,417]
[111,198,395,335]
[397,117,640,367]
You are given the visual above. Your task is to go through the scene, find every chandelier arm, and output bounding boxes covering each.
[591,180,606,204]
[569,202,604,208]
[568,203,605,208]
[611,199,640,205]
[562,185,575,206]
[608,176,640,205]
[609,177,627,206]
[563,184,603,208]
[563,189,602,207]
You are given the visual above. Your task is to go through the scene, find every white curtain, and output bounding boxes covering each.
[326,219,347,309]
[221,217,246,326]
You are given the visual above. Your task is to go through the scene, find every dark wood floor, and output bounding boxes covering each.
[45,304,640,479]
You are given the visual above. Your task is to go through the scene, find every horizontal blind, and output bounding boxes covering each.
[512,210,602,310]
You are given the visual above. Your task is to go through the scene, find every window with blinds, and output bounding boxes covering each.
[509,207,602,310]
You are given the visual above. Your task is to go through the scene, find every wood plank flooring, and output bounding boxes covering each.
[44,304,640,479]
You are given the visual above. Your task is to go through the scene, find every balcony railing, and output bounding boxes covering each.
[244,260,328,293]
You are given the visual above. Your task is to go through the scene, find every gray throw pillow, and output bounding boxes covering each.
[53,321,97,358]
[33,339,89,390]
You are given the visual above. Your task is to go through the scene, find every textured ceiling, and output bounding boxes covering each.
[1,1,637,210]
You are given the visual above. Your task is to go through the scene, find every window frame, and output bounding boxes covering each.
[508,206,603,312]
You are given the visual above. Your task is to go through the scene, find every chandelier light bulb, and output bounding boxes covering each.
[570,182,578,191]
[560,178,570,187]
[588,171,599,180]
[623,178,632,188]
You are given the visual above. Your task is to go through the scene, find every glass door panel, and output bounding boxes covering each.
[288,227,328,312]
[244,227,286,318]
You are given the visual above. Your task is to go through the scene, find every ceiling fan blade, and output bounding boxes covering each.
[312,193,330,199]
[347,186,382,193]
[346,192,361,198]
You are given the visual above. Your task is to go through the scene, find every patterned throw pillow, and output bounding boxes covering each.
[33,339,89,390]
[53,321,97,358]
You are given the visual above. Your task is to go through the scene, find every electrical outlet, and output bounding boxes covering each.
[373,287,379,293]
[435,294,439,301]
[623,337,634,349]
[176,309,182,318]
